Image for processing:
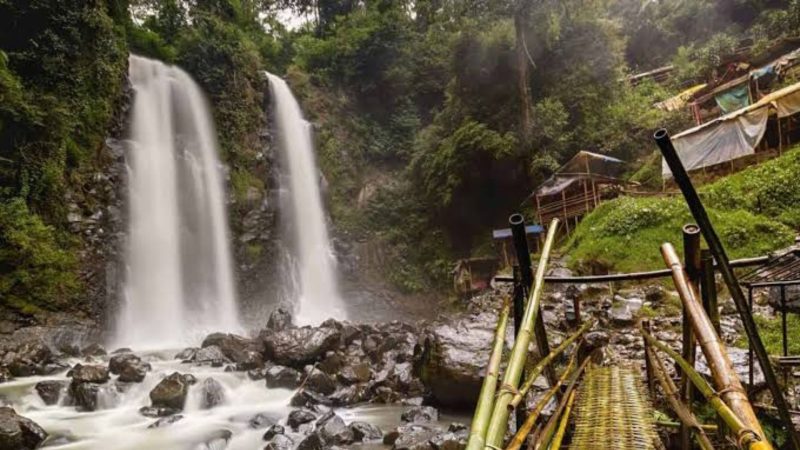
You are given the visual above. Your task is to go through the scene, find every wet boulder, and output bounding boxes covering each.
[296,433,325,450]
[35,380,67,406]
[3,342,53,377]
[314,411,353,446]
[261,326,342,368]
[401,406,439,424]
[304,367,336,395]
[201,333,263,370]
[0,407,48,450]
[329,384,369,406]
[70,364,110,384]
[69,382,103,412]
[266,307,293,331]
[249,412,277,429]
[0,368,11,383]
[139,406,181,418]
[384,424,437,450]
[148,415,184,428]
[110,354,150,383]
[264,366,302,389]
[418,312,498,408]
[289,388,333,408]
[174,347,198,361]
[430,428,468,450]
[350,421,383,442]
[287,409,317,429]
[262,424,285,440]
[81,343,107,357]
[149,372,192,410]
[264,434,294,450]
[339,362,371,384]
[200,377,225,409]
[193,345,229,366]
[117,360,151,383]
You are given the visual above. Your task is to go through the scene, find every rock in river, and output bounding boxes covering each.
[261,326,341,368]
[418,311,499,408]
[0,406,48,450]
[149,372,193,410]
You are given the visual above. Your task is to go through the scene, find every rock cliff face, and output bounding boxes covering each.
[64,77,132,331]
[231,85,284,325]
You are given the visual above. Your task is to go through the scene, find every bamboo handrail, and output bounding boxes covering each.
[662,243,766,441]
[484,218,560,448]
[465,299,511,450]
[646,340,714,450]
[548,390,577,450]
[641,327,772,450]
[505,354,586,450]
[509,319,594,410]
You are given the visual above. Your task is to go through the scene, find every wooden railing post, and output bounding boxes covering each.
[680,224,702,450]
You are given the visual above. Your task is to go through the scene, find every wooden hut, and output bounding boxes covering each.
[531,151,628,235]
[453,257,500,297]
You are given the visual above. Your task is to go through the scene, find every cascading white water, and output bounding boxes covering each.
[115,55,241,348]
[267,73,346,325]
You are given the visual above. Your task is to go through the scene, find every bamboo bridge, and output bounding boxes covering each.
[466,130,798,450]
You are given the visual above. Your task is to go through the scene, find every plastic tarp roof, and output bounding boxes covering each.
[535,151,625,197]
[663,81,800,178]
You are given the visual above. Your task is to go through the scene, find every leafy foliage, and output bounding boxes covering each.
[0,198,79,312]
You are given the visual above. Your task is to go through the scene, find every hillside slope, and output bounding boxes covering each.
[566,148,800,273]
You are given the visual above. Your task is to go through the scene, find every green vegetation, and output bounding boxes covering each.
[736,311,800,357]
[567,148,800,273]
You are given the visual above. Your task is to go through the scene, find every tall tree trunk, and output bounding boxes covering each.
[515,0,533,148]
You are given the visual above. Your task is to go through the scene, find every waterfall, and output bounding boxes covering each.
[267,73,346,325]
[115,55,241,348]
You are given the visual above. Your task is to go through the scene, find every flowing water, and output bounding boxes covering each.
[267,73,346,325]
[115,55,241,348]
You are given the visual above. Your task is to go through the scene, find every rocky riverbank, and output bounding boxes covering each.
[0,264,774,450]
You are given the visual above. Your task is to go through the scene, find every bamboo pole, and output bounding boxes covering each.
[465,299,511,450]
[505,353,585,450]
[641,327,772,450]
[662,242,766,440]
[485,218,560,448]
[548,390,577,450]
[646,339,715,450]
[509,319,594,410]
[532,358,590,450]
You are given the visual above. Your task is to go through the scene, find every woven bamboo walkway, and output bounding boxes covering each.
[569,364,659,450]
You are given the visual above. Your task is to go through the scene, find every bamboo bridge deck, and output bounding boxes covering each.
[569,365,660,450]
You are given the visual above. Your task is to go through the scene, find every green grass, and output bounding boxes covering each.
[566,148,800,273]
[736,313,800,356]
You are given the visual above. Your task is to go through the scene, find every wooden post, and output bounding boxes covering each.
[561,190,569,234]
[681,224,702,450]
[782,285,788,357]
[700,250,720,335]
[643,320,656,399]
[779,117,784,155]
[582,179,590,214]
[509,214,557,390]
[748,286,754,387]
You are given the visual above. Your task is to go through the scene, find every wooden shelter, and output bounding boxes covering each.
[530,151,628,234]
[452,257,500,297]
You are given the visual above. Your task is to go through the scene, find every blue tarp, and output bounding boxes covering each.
[492,224,543,239]
[715,84,750,114]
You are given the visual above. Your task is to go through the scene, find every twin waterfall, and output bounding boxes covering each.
[267,73,345,326]
[116,56,343,348]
